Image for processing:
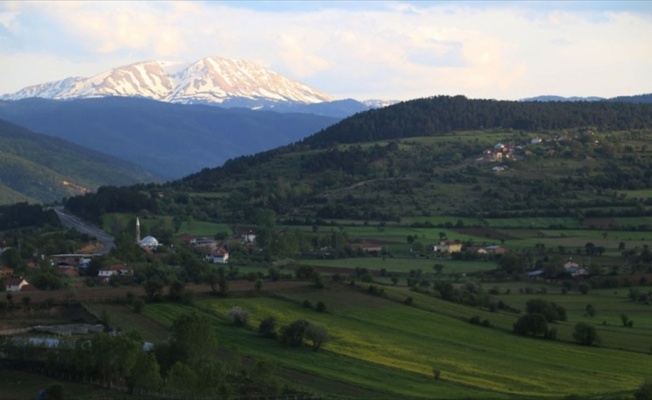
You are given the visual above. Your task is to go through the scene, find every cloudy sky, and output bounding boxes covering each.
[1,1,650,101]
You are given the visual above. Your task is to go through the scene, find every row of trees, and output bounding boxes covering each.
[1,312,283,397]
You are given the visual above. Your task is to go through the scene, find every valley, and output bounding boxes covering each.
[2,96,652,399]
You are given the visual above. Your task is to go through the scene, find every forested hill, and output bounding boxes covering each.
[301,95,652,147]
[0,118,158,205]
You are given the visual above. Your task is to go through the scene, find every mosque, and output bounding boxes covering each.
[136,217,159,250]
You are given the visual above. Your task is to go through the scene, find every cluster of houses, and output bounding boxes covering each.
[479,137,545,172]
[429,240,506,255]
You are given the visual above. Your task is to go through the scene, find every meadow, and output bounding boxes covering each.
[141,283,652,399]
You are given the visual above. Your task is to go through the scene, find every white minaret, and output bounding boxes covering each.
[136,217,141,244]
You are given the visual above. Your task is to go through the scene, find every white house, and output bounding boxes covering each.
[98,265,132,278]
[205,246,229,264]
[6,278,29,292]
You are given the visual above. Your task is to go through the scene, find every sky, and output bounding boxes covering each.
[0,1,651,101]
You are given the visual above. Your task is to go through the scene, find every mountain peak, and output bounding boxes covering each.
[1,56,335,105]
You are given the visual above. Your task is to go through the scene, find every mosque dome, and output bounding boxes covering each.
[140,236,159,248]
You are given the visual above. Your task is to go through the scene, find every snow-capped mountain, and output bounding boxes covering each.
[1,56,335,105]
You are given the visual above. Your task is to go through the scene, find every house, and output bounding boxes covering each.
[58,267,79,278]
[486,245,506,255]
[0,266,13,279]
[205,246,229,264]
[238,229,256,244]
[98,265,132,278]
[191,237,218,250]
[562,260,587,277]
[6,278,29,292]
[434,240,462,254]
[354,240,383,253]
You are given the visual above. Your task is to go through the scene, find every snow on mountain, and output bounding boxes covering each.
[1,56,335,105]
[363,99,401,108]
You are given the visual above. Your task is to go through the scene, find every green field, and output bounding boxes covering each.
[298,257,497,275]
[142,284,652,399]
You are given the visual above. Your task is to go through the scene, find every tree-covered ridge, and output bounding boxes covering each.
[301,95,652,146]
[0,118,158,205]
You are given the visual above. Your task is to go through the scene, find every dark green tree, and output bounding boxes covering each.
[513,313,548,337]
[572,322,600,346]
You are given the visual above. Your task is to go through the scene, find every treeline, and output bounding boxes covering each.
[301,95,652,146]
[64,185,159,223]
[0,203,59,229]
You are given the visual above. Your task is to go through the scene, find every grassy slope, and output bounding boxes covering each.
[143,284,652,399]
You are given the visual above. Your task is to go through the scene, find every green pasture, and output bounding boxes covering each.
[297,257,497,275]
[0,369,125,400]
[483,217,581,229]
[102,212,174,234]
[617,189,652,199]
[143,287,652,399]
[463,281,652,353]
[177,220,232,237]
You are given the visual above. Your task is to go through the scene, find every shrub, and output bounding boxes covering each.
[280,319,310,346]
[304,323,330,351]
[259,317,277,339]
[302,300,312,309]
[573,322,600,346]
[316,301,327,313]
[227,306,249,327]
[132,298,145,314]
[513,313,548,337]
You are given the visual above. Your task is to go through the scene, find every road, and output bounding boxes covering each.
[53,206,115,255]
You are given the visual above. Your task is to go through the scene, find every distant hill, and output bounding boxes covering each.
[301,95,652,146]
[0,97,340,179]
[0,118,158,205]
[521,93,652,103]
[609,93,652,103]
[62,94,651,225]
[520,95,605,102]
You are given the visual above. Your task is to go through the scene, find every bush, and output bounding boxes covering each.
[280,319,310,346]
[227,306,249,327]
[302,300,312,309]
[259,316,277,339]
[132,298,145,314]
[513,313,548,337]
[304,323,330,351]
[316,301,327,313]
[573,322,600,346]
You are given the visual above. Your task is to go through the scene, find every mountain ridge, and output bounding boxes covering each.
[0,56,335,106]
[0,97,340,179]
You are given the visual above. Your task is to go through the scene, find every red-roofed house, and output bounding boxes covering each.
[6,278,29,292]
[205,245,229,264]
[0,266,13,279]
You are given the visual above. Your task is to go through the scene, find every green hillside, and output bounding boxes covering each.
[0,118,159,205]
[138,284,652,399]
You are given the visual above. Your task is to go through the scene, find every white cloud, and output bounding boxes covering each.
[0,1,650,100]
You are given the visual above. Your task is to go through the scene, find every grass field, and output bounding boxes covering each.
[297,257,497,275]
[141,284,652,399]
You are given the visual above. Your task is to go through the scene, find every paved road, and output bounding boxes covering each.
[53,206,115,255]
